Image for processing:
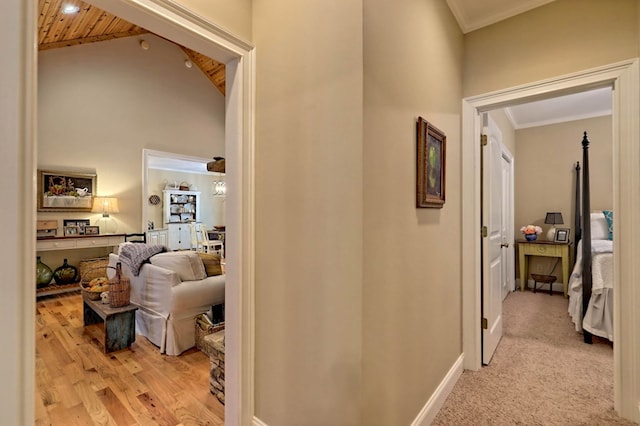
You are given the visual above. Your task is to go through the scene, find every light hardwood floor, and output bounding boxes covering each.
[36,292,224,425]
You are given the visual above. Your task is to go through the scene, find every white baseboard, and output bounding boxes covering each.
[253,416,269,426]
[410,353,464,426]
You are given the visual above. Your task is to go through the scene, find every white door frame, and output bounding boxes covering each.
[462,59,640,422]
[21,1,256,424]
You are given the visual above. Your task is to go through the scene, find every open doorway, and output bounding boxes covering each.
[29,0,255,423]
[481,88,612,361]
[462,59,640,421]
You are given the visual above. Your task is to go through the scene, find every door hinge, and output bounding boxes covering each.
[481,134,488,146]
[481,226,488,237]
[482,318,488,329]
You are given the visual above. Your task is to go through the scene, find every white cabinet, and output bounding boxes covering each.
[147,229,168,247]
[163,190,200,250]
[167,223,191,250]
[163,190,200,226]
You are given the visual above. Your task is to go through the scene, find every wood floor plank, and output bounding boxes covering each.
[171,391,225,426]
[36,292,224,424]
[54,325,84,355]
[35,334,67,380]
[73,379,117,425]
[63,358,89,385]
[96,386,139,426]
[113,350,145,375]
[35,383,52,426]
[47,401,97,426]
[52,372,83,408]
[137,391,180,426]
[103,375,157,425]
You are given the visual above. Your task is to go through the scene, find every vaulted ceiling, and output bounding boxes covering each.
[38,0,226,95]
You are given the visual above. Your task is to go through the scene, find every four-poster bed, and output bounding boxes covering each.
[567,132,614,344]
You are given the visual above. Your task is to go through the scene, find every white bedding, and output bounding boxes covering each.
[567,239,614,341]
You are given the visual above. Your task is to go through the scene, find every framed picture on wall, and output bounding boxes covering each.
[38,170,96,212]
[416,117,446,208]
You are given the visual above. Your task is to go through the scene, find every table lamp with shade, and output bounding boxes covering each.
[92,197,119,234]
[545,212,564,241]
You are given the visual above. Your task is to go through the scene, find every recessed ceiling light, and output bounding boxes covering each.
[61,4,80,14]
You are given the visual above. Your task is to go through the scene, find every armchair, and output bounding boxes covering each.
[108,250,224,355]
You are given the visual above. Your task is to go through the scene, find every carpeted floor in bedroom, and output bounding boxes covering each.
[432,290,636,426]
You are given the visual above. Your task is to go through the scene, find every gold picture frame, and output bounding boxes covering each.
[416,117,446,208]
[38,170,96,212]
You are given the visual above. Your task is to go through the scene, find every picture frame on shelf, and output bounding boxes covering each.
[554,228,570,243]
[64,226,80,236]
[416,117,446,208]
[63,219,91,235]
[84,225,100,235]
[37,170,97,212]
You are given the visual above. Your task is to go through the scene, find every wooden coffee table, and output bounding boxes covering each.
[83,295,138,353]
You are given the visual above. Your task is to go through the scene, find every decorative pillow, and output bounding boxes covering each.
[603,210,613,240]
[590,212,609,241]
[149,251,206,281]
[197,252,223,276]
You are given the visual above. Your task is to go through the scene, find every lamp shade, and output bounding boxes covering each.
[544,212,564,225]
[91,197,119,216]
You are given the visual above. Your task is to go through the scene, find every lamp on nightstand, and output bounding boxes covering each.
[545,212,564,241]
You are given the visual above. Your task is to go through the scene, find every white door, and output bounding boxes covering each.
[501,144,515,299]
[482,114,504,365]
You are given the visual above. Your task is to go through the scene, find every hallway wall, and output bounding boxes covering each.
[463,0,639,97]
[362,0,464,424]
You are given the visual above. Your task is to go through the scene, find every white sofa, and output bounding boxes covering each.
[108,250,224,356]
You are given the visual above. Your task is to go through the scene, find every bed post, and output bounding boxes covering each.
[581,132,593,344]
[574,161,581,262]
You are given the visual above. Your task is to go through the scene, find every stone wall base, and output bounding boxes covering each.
[203,330,225,404]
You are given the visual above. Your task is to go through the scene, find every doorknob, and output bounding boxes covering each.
[501,243,509,248]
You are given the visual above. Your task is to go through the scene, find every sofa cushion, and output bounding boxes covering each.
[197,252,223,276]
[150,251,206,281]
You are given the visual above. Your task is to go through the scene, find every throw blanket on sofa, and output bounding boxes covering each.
[119,243,167,276]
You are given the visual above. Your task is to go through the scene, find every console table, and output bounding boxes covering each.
[36,233,125,251]
[518,240,571,297]
[36,234,125,298]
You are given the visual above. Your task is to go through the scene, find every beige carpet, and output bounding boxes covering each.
[432,291,637,426]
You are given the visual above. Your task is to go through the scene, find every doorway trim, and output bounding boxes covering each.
[28,0,256,424]
[462,59,640,422]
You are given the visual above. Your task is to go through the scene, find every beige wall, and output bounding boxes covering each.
[38,34,224,267]
[174,0,252,41]
[464,0,639,97]
[515,115,612,280]
[362,0,463,424]
[252,1,364,424]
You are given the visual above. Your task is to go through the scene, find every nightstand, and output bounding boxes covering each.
[518,240,571,297]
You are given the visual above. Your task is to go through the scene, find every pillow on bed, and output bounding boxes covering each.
[590,212,609,240]
[603,210,613,240]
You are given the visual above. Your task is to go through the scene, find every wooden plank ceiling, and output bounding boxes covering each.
[38,0,225,95]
